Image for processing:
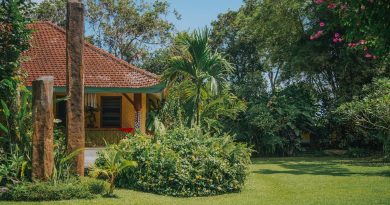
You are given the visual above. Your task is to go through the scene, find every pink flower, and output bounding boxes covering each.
[373,55,378,60]
[310,36,315,40]
[365,53,373,58]
[333,37,343,43]
[327,3,337,9]
[334,33,340,38]
[315,0,324,4]
[359,40,367,44]
[320,22,325,27]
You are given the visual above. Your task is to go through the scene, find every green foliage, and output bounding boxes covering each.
[0,146,29,185]
[163,28,234,126]
[336,78,390,157]
[0,0,33,147]
[210,0,389,156]
[312,0,390,67]
[0,90,32,185]
[246,83,318,156]
[0,180,96,201]
[33,0,66,26]
[81,177,110,195]
[86,0,178,64]
[109,127,252,197]
[346,148,370,158]
[142,47,172,75]
[90,145,138,196]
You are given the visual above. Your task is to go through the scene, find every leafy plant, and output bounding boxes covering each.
[247,83,318,156]
[163,28,234,126]
[90,145,138,197]
[110,127,252,197]
[337,78,390,158]
[0,180,97,201]
[81,177,110,195]
[0,0,33,146]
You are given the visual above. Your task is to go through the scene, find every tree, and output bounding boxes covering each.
[211,10,265,100]
[34,0,178,65]
[0,0,33,147]
[163,29,234,126]
[337,78,390,157]
[87,0,178,64]
[33,0,66,27]
[141,47,172,75]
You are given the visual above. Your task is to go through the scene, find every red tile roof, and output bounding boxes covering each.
[22,21,159,88]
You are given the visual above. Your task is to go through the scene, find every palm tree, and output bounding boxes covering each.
[89,146,137,196]
[163,28,233,126]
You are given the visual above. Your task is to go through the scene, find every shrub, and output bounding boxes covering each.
[0,180,96,201]
[81,177,110,195]
[346,148,371,158]
[104,127,252,197]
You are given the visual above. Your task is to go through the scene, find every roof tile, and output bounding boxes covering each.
[22,22,160,88]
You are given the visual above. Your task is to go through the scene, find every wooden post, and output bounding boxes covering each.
[32,76,54,181]
[66,0,85,176]
[134,93,142,129]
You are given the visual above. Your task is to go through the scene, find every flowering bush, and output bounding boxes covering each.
[310,0,390,60]
[101,127,252,197]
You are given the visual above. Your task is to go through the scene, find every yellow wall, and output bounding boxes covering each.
[54,93,147,132]
[94,93,134,129]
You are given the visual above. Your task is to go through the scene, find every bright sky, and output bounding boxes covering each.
[166,0,243,31]
[33,0,243,31]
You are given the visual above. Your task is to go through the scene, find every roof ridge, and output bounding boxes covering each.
[38,21,160,81]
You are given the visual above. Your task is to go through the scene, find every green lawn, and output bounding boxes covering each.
[2,157,390,205]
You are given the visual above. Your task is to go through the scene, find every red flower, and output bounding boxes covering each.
[327,3,337,9]
[118,128,135,133]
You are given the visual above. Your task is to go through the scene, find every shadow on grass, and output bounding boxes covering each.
[252,158,390,177]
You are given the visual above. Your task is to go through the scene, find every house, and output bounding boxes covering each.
[22,22,164,146]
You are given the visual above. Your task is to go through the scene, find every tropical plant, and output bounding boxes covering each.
[113,127,252,197]
[0,0,33,146]
[0,89,32,154]
[163,28,234,126]
[90,145,138,196]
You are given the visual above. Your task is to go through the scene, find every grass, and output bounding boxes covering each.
[2,157,390,205]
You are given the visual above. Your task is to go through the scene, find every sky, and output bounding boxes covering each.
[33,0,244,32]
[165,0,243,31]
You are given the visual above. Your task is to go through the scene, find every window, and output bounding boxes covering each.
[101,96,122,128]
[56,95,66,126]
